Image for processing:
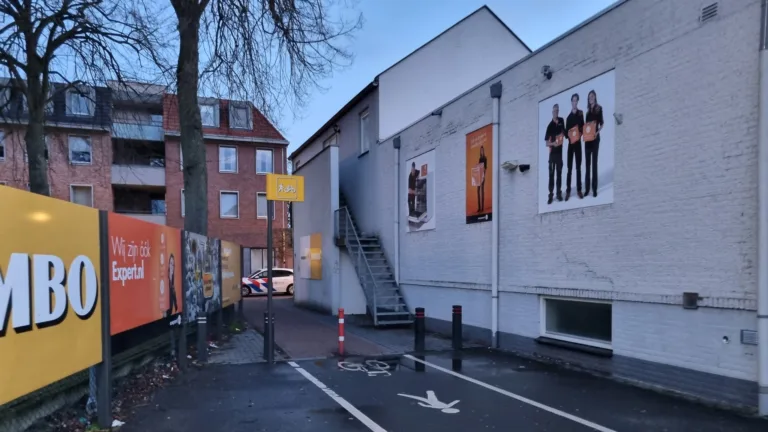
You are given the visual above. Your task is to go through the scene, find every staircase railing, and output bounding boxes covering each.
[335,206,380,324]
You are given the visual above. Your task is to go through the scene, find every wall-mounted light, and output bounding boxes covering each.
[541,65,553,80]
[431,108,443,117]
[502,160,530,173]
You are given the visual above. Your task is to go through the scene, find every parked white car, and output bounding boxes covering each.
[241,268,294,297]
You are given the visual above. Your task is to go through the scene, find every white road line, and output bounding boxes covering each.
[288,361,388,432]
[404,354,616,432]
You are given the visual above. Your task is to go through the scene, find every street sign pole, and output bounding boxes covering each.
[266,199,274,364]
[264,172,304,366]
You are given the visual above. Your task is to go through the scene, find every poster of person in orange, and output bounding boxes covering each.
[465,124,493,224]
[108,213,183,335]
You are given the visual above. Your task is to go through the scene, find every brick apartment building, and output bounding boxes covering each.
[0,80,293,268]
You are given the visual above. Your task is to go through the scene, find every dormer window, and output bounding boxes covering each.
[200,102,219,127]
[66,87,94,116]
[229,103,252,129]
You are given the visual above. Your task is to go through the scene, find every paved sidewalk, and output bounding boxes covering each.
[242,296,484,359]
[208,330,274,365]
[243,297,394,359]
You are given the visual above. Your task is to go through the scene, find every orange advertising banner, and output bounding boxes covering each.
[465,124,493,224]
[108,213,183,335]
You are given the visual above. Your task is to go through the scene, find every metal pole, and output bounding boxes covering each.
[197,315,207,363]
[338,308,345,356]
[97,211,112,428]
[452,305,463,351]
[263,311,270,361]
[267,199,274,364]
[414,307,425,353]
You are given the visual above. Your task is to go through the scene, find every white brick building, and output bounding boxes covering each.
[291,0,768,413]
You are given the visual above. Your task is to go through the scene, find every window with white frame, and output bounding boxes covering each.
[200,103,218,127]
[70,185,94,207]
[230,104,251,129]
[66,88,93,116]
[256,149,273,174]
[179,146,184,170]
[359,109,371,154]
[219,145,238,173]
[220,191,239,218]
[181,189,185,216]
[256,192,274,219]
[542,297,612,348]
[68,135,92,164]
[0,131,5,161]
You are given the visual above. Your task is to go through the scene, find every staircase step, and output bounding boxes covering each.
[376,311,412,316]
[376,295,404,300]
[375,319,414,326]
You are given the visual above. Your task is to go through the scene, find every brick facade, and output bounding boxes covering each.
[0,126,113,210]
[162,94,293,263]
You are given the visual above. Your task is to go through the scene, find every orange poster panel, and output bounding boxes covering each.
[465,124,493,224]
[108,213,183,335]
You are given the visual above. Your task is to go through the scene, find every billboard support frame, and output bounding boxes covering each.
[97,210,112,427]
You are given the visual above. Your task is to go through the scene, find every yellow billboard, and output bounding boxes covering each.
[221,241,242,308]
[0,186,102,406]
[266,174,305,202]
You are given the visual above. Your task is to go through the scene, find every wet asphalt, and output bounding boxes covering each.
[123,349,768,432]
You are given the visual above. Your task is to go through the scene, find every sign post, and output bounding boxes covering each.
[265,173,305,364]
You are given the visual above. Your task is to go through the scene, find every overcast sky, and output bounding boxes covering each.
[282,0,618,153]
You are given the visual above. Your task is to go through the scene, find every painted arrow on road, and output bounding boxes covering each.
[397,390,460,414]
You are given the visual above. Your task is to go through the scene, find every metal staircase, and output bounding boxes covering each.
[335,194,412,326]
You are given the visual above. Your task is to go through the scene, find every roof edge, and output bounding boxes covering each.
[289,80,378,160]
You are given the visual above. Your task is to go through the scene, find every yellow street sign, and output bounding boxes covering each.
[266,174,305,202]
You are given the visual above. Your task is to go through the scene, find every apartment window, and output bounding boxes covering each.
[181,189,185,216]
[0,131,5,161]
[66,88,93,116]
[230,105,251,129]
[200,103,218,127]
[68,135,92,164]
[256,149,273,174]
[70,185,94,207]
[256,192,275,219]
[179,146,184,171]
[220,191,239,218]
[219,145,238,173]
[359,109,371,154]
[541,297,612,349]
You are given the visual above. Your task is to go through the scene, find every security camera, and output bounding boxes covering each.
[541,65,553,80]
[501,160,518,171]
[519,164,531,173]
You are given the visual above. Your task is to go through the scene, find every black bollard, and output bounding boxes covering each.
[414,307,426,353]
[452,305,463,351]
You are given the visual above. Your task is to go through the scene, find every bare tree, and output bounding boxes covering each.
[0,0,168,196]
[169,0,361,235]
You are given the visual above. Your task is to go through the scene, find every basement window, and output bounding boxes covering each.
[541,297,612,349]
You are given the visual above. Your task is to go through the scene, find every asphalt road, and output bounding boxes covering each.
[123,349,768,432]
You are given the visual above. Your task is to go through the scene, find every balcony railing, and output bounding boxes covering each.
[111,164,165,186]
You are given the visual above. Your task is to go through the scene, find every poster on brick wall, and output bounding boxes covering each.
[538,69,615,214]
[466,124,493,224]
[406,149,436,232]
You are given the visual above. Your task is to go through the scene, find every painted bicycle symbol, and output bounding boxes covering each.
[337,359,392,376]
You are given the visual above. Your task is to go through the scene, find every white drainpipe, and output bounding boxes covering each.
[393,137,401,284]
[757,0,768,416]
[490,81,502,347]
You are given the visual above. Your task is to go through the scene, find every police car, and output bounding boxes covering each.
[241,268,295,297]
